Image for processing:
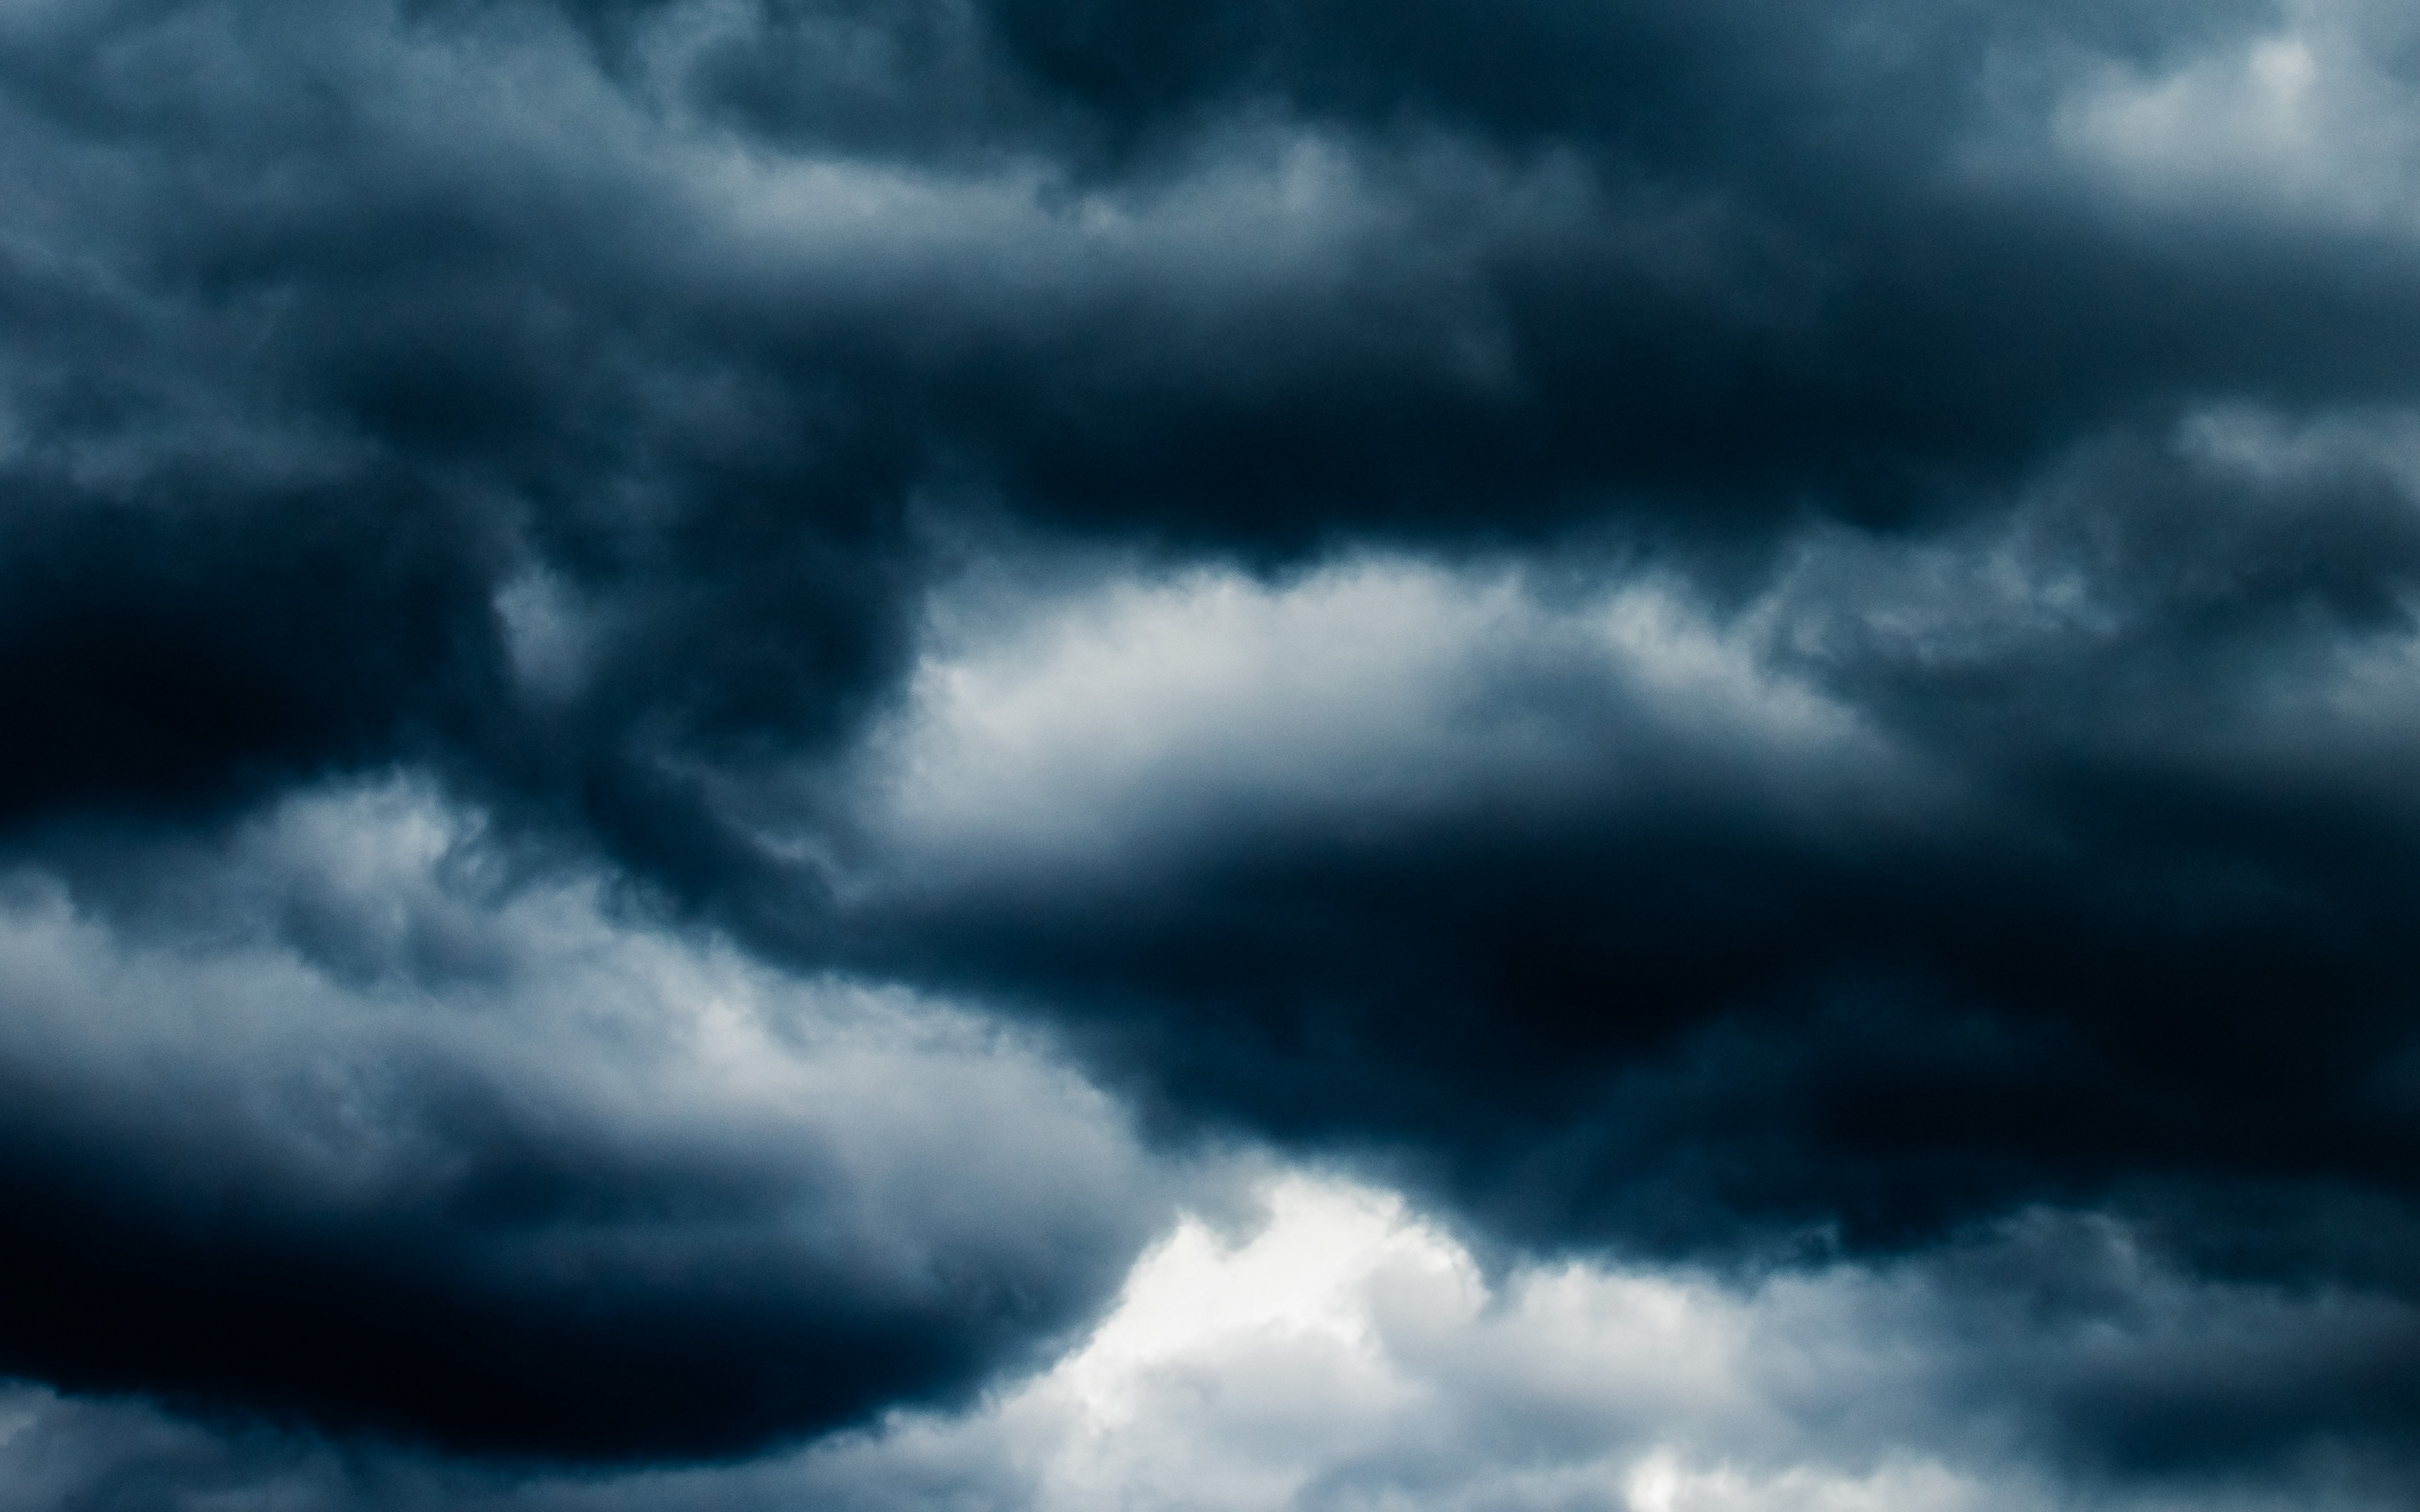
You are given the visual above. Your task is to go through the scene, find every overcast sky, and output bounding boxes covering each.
[4,0,2420,1507]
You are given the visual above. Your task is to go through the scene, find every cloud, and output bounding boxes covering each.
[0,779,1167,1460]
[1,0,2414,871]
[8,1172,2415,1509]
[769,437,2420,1259]
[2042,0,2420,231]
[3,0,2420,1486]
[850,555,1885,874]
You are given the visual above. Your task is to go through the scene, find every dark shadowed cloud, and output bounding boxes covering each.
[3,0,2419,1498]
[0,782,1165,1460]
[5,1177,2417,1508]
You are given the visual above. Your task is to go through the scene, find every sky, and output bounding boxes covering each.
[2,0,2419,1507]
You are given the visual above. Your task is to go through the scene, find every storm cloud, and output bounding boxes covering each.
[6,1174,2418,1509]
[3,0,2419,1501]
[0,781,1164,1459]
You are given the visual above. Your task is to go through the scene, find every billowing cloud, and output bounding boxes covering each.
[3,0,2419,1498]
[8,1174,2416,1508]
[794,465,2420,1259]
[0,780,1165,1460]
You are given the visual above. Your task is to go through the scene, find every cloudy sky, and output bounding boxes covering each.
[4,0,2420,1506]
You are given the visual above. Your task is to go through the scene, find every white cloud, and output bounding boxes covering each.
[774,1174,2420,1512]
[835,555,1893,884]
[798,495,2420,902]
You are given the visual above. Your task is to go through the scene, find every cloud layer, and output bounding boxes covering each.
[3,0,2419,1499]
[8,1174,2416,1509]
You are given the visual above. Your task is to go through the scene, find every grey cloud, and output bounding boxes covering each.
[769,413,2420,1263]
[5,0,2420,1485]
[7,1181,2414,1509]
[0,780,1168,1460]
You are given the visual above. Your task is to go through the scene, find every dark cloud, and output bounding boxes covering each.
[801,430,2420,1268]
[6,1188,2417,1509]
[3,0,2419,1491]
[0,786,1164,1462]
